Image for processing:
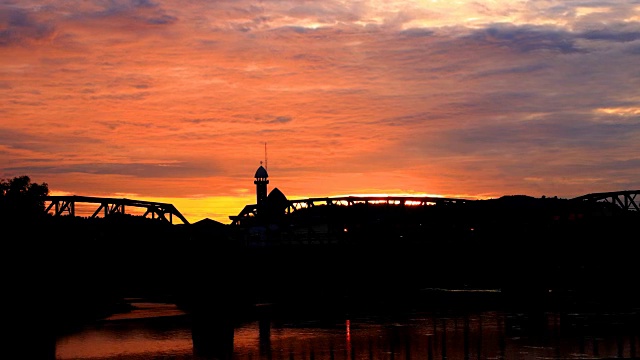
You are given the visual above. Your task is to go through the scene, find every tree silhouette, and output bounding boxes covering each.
[0,175,49,222]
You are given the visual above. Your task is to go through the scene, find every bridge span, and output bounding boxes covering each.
[230,190,639,226]
[44,195,190,224]
[230,195,471,225]
[571,190,640,212]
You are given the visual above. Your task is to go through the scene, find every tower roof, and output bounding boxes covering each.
[268,187,287,203]
[255,165,269,179]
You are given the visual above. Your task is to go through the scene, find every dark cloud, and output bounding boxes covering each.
[368,112,436,127]
[89,92,150,101]
[400,28,435,38]
[6,161,221,179]
[421,114,640,157]
[146,14,177,25]
[267,116,292,124]
[434,92,550,119]
[130,0,158,8]
[458,21,640,59]
[9,99,44,106]
[182,118,217,124]
[196,39,219,47]
[0,7,55,46]
[0,127,103,153]
[274,25,315,34]
[0,128,39,150]
[463,24,581,53]
[257,128,295,135]
[40,56,88,66]
[86,0,158,17]
[0,0,176,47]
[97,119,157,130]
[580,29,640,42]
[63,0,177,29]
[470,63,550,78]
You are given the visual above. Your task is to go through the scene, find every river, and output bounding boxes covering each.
[40,291,640,360]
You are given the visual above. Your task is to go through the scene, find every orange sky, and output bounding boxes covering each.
[2,1,639,223]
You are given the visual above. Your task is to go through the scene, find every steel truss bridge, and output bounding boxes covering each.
[41,190,638,226]
[571,190,640,212]
[44,196,190,225]
[230,190,640,225]
[231,195,473,225]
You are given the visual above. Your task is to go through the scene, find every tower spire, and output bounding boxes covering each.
[254,160,269,207]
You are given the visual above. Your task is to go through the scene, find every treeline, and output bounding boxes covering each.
[1,175,49,222]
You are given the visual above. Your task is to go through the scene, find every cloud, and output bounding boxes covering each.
[399,28,435,37]
[462,24,581,53]
[469,63,551,78]
[145,13,177,25]
[0,127,104,153]
[266,116,292,124]
[448,116,639,152]
[0,7,56,46]
[89,92,150,101]
[68,0,167,21]
[580,27,640,42]
[6,161,222,179]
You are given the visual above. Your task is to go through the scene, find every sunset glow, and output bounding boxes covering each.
[2,1,639,223]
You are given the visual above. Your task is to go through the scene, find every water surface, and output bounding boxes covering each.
[52,293,640,360]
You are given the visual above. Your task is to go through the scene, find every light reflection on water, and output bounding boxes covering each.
[54,297,640,360]
[56,301,194,359]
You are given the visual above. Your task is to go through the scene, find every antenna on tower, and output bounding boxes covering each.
[264,142,268,171]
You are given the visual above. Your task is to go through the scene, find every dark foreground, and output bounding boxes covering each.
[4,195,638,359]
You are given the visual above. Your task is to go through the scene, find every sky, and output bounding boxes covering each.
[2,0,639,224]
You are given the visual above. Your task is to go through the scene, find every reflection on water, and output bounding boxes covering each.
[56,301,193,359]
[234,311,639,360]
[52,294,640,360]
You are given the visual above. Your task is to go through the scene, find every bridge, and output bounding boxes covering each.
[230,190,640,226]
[44,195,190,225]
[230,195,470,225]
[41,190,638,227]
[571,190,640,212]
